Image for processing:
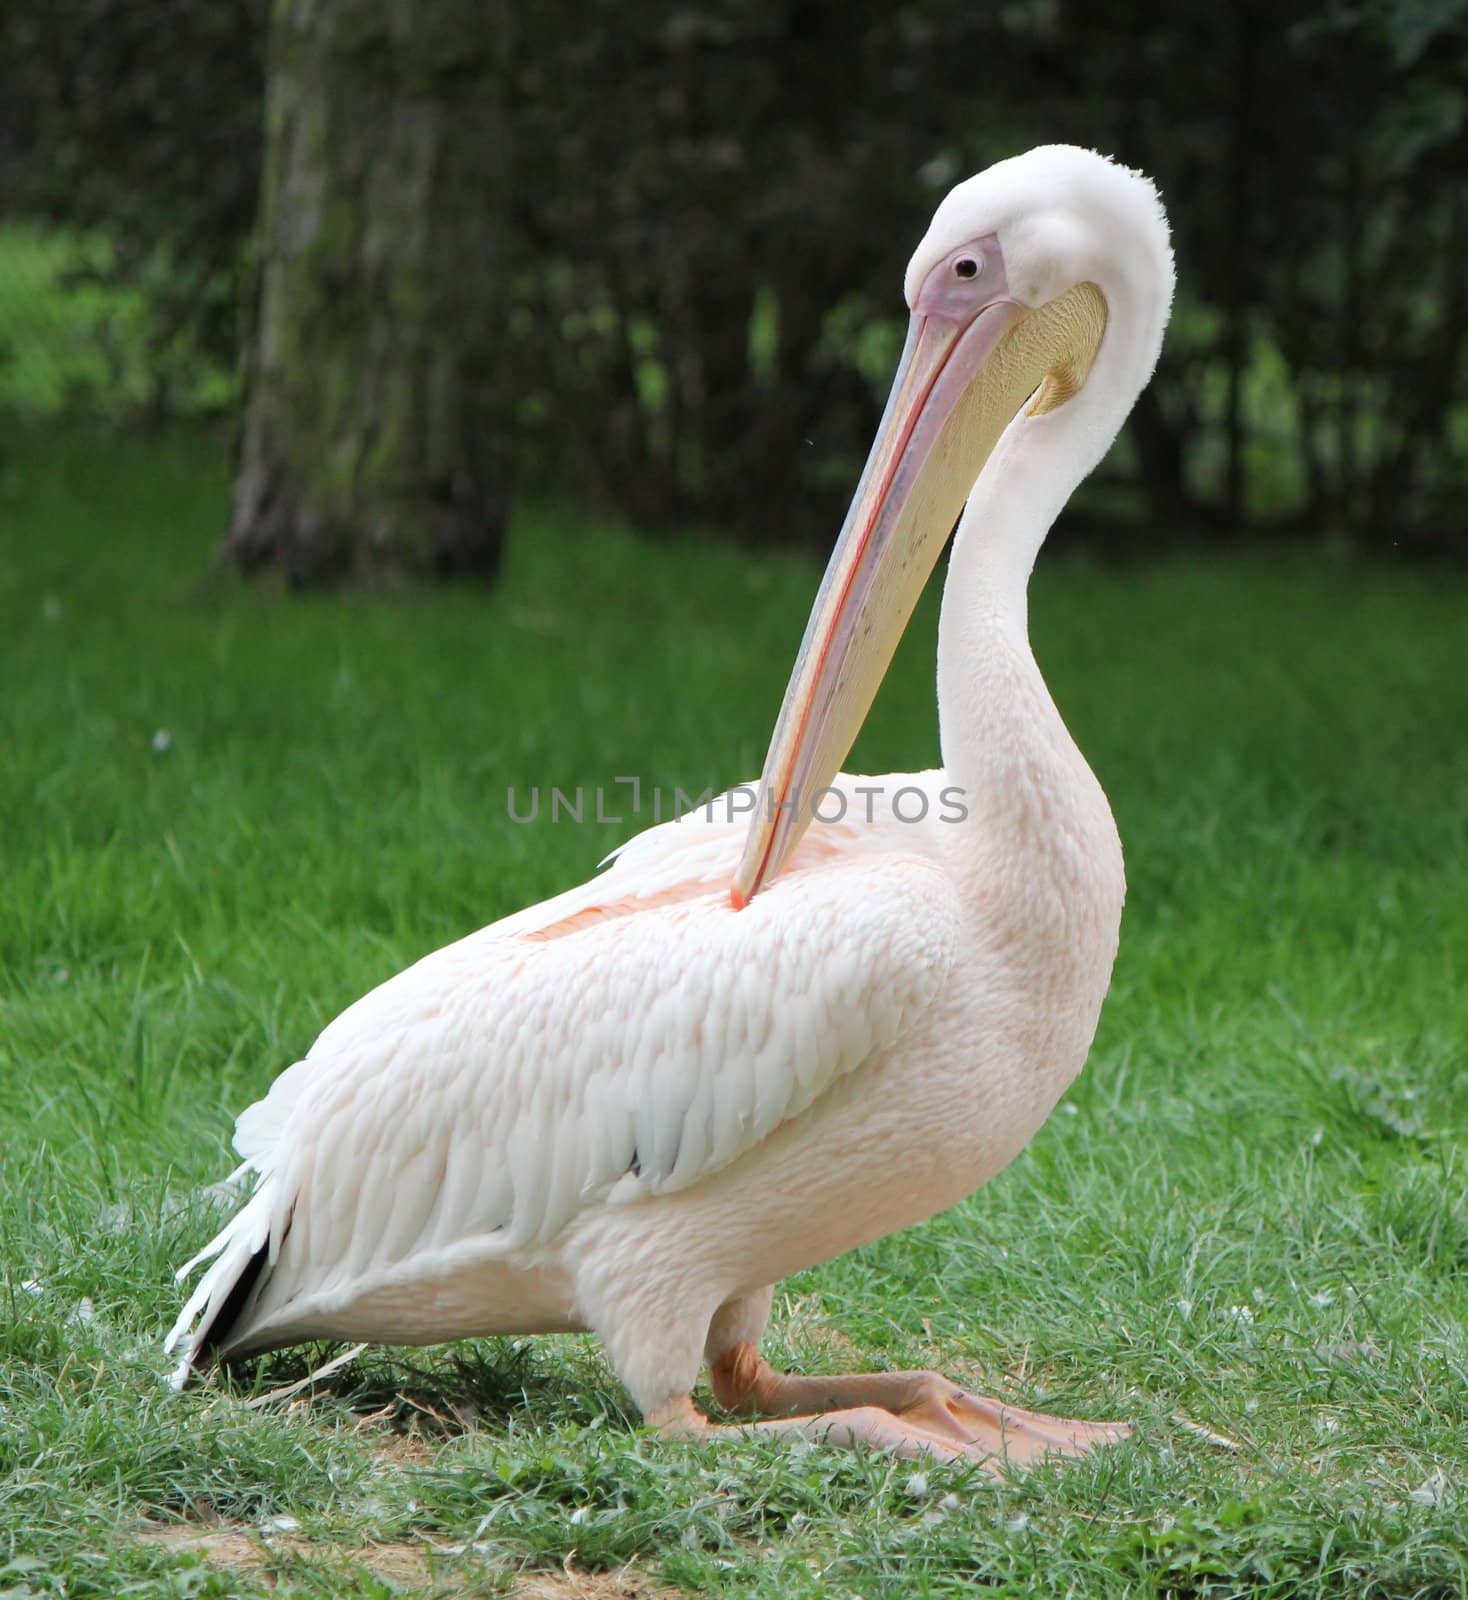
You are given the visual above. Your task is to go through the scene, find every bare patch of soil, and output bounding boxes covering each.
[138,1521,682,1597]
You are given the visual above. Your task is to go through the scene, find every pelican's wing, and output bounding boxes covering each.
[167,775,959,1371]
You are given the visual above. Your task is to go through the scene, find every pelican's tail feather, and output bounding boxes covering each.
[165,1063,315,1387]
[164,1177,281,1388]
[164,1176,282,1389]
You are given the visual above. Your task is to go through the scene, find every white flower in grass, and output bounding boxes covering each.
[568,1507,590,1526]
[151,728,172,753]
[918,1493,963,1528]
[903,1472,930,1499]
[1409,1469,1449,1508]
[1225,1304,1254,1326]
[1310,1289,1335,1308]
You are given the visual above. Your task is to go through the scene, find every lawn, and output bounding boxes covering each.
[1,432,1465,1599]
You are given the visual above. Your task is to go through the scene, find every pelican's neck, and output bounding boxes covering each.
[934,480,1065,832]
[936,274,1163,822]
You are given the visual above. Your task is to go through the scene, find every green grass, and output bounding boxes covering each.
[2,433,1466,1598]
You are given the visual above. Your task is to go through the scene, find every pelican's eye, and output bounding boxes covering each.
[954,256,980,280]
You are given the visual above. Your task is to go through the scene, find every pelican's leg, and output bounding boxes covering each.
[692,1341,1131,1469]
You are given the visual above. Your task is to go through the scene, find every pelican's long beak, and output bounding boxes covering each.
[731,268,1107,907]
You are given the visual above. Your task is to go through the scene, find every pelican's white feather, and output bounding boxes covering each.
[168,774,958,1379]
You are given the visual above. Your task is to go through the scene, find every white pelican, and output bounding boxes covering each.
[169,145,1173,1467]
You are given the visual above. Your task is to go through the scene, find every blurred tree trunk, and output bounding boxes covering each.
[224,0,512,584]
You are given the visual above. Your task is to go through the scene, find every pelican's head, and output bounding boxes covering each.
[733,146,1173,906]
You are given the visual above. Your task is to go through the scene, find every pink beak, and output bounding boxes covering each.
[732,236,1024,906]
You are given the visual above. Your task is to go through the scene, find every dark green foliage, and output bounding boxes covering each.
[0,0,265,420]
[1,1,1465,559]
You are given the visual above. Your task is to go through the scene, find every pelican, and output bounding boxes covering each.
[168,145,1173,1467]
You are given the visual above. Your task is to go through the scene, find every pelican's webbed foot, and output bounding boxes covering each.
[653,1341,1130,1469]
